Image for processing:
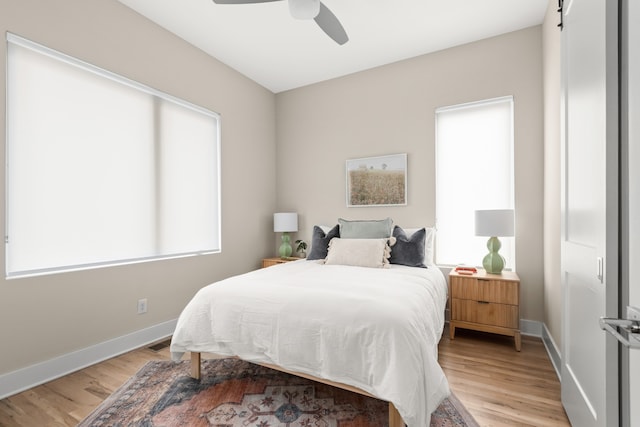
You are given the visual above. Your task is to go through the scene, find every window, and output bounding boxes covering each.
[435,96,514,268]
[6,34,221,277]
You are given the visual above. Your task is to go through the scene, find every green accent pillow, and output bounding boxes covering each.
[338,217,393,238]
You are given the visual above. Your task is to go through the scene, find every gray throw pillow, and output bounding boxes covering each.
[389,226,427,268]
[307,225,340,260]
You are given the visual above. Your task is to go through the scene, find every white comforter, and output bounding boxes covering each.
[170,260,450,427]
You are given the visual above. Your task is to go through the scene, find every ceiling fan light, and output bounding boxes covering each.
[288,0,320,19]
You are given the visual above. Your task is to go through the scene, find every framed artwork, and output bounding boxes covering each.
[346,153,407,207]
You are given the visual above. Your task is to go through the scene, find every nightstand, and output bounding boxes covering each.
[261,257,299,268]
[449,269,521,351]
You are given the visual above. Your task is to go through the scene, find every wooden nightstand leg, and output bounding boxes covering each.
[389,402,403,427]
[514,331,522,352]
[450,323,456,340]
[191,352,201,379]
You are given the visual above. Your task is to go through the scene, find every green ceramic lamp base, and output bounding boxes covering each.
[279,232,292,258]
[482,236,505,274]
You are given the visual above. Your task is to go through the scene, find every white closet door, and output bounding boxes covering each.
[560,0,619,426]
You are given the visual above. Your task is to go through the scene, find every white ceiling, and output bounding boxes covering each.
[118,0,548,93]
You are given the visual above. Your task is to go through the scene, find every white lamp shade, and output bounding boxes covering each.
[288,0,320,19]
[475,209,514,237]
[274,212,298,232]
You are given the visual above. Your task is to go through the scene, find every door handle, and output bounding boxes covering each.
[600,306,640,349]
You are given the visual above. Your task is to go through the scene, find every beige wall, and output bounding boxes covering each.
[542,0,562,348]
[0,0,552,382]
[0,0,276,375]
[276,26,545,322]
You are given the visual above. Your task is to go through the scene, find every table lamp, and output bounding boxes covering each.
[274,212,298,258]
[474,209,514,274]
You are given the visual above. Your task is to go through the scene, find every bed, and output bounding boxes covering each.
[170,255,450,427]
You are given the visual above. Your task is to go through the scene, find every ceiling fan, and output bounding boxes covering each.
[212,0,349,45]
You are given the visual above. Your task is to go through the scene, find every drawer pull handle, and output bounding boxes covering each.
[478,301,490,304]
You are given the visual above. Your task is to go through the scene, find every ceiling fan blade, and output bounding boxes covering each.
[212,0,282,4]
[314,2,348,45]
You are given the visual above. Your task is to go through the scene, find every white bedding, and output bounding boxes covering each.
[170,260,450,427]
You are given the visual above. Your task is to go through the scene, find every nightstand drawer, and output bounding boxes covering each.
[451,276,518,305]
[451,298,519,329]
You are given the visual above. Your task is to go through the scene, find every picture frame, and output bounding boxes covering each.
[346,153,407,207]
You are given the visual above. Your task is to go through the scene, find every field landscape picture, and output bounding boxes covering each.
[347,154,407,206]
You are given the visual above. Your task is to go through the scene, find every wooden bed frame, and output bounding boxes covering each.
[190,352,404,427]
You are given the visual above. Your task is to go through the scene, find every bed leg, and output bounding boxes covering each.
[190,352,201,380]
[389,402,403,427]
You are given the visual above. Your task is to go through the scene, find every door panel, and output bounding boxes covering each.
[561,0,618,426]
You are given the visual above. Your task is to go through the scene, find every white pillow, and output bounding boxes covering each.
[319,225,333,234]
[404,227,435,265]
[324,238,391,268]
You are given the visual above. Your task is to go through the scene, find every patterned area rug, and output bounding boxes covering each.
[79,358,478,427]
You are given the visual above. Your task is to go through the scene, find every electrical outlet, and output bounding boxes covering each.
[137,298,148,314]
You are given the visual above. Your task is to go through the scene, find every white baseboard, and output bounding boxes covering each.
[0,319,177,400]
[520,319,543,337]
[1,317,563,400]
[541,323,562,380]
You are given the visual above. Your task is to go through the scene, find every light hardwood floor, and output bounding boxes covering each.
[440,327,570,426]
[0,327,570,426]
